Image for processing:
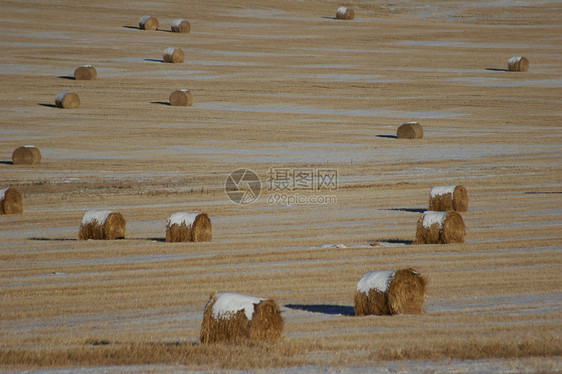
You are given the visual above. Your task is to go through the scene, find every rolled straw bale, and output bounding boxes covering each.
[171,19,190,33]
[169,89,193,106]
[166,212,212,242]
[0,188,23,214]
[354,268,426,316]
[78,209,126,240]
[396,121,423,139]
[200,292,284,343]
[336,6,354,20]
[55,91,80,109]
[74,65,97,80]
[12,145,41,165]
[429,185,468,212]
[415,210,465,244]
[507,56,529,72]
[163,47,184,63]
[139,15,159,30]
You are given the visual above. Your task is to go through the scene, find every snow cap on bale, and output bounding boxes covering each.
[166,212,212,242]
[507,56,529,72]
[397,121,423,139]
[336,6,354,20]
[415,210,465,244]
[0,187,23,214]
[79,209,126,240]
[139,15,159,30]
[171,19,190,33]
[354,268,426,316]
[12,145,41,165]
[169,89,193,106]
[200,292,284,343]
[74,65,97,80]
[55,91,80,109]
[163,47,184,63]
[429,185,468,212]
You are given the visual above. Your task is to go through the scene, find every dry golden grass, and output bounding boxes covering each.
[0,0,561,371]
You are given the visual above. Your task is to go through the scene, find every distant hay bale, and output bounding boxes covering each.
[169,90,193,106]
[139,15,159,30]
[336,6,354,20]
[78,210,126,240]
[163,47,184,63]
[171,19,190,33]
[0,187,23,214]
[396,121,423,139]
[200,292,284,344]
[507,56,529,72]
[429,185,468,212]
[55,91,80,109]
[354,268,426,316]
[166,212,212,242]
[415,211,465,244]
[12,145,41,165]
[74,65,97,80]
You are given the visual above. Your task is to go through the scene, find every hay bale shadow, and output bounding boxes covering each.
[376,135,398,139]
[144,58,164,63]
[486,68,508,72]
[321,16,337,20]
[58,75,76,80]
[372,239,414,245]
[122,25,141,30]
[150,101,171,106]
[384,207,426,213]
[30,237,77,242]
[285,304,354,316]
[0,161,14,165]
[38,103,57,108]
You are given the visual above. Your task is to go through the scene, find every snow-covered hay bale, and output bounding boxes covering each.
[336,6,354,20]
[200,292,284,343]
[12,145,41,165]
[171,19,190,33]
[55,91,80,109]
[507,56,529,72]
[74,65,97,80]
[415,211,465,244]
[1,188,23,214]
[78,210,126,240]
[166,212,212,242]
[354,268,426,316]
[429,185,468,212]
[163,47,184,63]
[139,15,159,30]
[396,121,423,139]
[169,90,193,106]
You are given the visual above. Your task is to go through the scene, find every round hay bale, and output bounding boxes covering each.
[415,210,465,244]
[165,212,212,242]
[429,185,468,212]
[200,292,284,344]
[55,91,80,109]
[74,65,97,80]
[78,209,126,240]
[355,268,426,316]
[396,121,423,139]
[169,89,193,106]
[507,56,529,72]
[171,19,190,33]
[336,6,354,20]
[139,15,159,30]
[163,47,184,63]
[12,145,41,165]
[1,187,23,214]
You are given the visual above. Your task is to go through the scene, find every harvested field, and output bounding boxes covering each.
[0,0,561,373]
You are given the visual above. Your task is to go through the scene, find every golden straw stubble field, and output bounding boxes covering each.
[0,0,561,372]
